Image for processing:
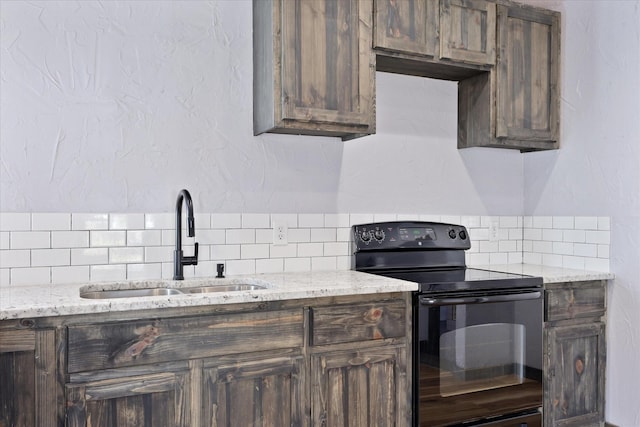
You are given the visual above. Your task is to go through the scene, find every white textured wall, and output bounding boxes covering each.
[520,1,640,425]
[1,0,638,425]
[0,0,523,215]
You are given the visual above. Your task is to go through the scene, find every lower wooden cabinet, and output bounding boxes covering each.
[311,346,408,427]
[544,281,607,427]
[0,327,59,427]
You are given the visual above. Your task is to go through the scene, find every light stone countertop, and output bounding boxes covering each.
[0,264,614,321]
[473,264,614,284]
[0,270,417,320]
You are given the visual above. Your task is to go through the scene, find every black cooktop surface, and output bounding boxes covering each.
[369,268,543,293]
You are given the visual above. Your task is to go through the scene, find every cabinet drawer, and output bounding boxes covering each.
[545,282,606,322]
[67,309,303,373]
[310,300,406,346]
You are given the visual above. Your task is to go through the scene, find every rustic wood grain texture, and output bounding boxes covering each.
[67,309,303,372]
[254,0,375,139]
[311,300,406,346]
[374,0,439,57]
[440,0,496,65]
[545,282,606,322]
[311,346,405,427]
[495,3,560,146]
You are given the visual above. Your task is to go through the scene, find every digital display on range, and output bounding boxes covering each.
[398,227,436,241]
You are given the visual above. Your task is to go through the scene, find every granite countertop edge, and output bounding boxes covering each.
[0,264,614,320]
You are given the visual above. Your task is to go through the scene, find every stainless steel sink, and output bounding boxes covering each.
[184,284,266,293]
[80,288,184,299]
[79,282,268,299]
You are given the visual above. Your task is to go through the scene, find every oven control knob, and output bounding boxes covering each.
[360,231,371,242]
[448,229,457,239]
[459,230,467,240]
[373,229,385,242]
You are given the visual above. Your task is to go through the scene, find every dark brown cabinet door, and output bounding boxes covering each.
[496,4,560,147]
[311,346,408,427]
[66,371,191,427]
[546,323,605,427]
[440,0,496,65]
[254,0,375,139]
[203,353,304,426]
[0,328,59,427]
[374,0,439,57]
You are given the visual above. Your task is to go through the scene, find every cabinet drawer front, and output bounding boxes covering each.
[311,300,406,346]
[67,309,303,373]
[545,283,605,322]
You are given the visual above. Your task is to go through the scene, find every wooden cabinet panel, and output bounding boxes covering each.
[66,371,190,427]
[440,0,496,65]
[495,4,560,146]
[311,346,408,427]
[311,299,406,346]
[0,328,59,427]
[254,0,375,139]
[67,309,303,373]
[545,323,605,427]
[374,0,439,57]
[203,352,304,426]
[545,282,606,323]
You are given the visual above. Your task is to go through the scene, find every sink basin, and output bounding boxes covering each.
[80,288,183,299]
[184,284,266,293]
[79,281,268,299]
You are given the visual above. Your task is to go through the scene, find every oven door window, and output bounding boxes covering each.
[417,296,543,426]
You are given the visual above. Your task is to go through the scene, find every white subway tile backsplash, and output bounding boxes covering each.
[31,249,70,267]
[297,243,324,257]
[310,228,336,243]
[241,244,269,259]
[256,258,284,274]
[11,231,50,249]
[73,214,109,230]
[110,247,144,264]
[0,232,9,250]
[324,214,350,228]
[289,228,311,243]
[0,269,9,286]
[226,260,256,275]
[242,213,270,229]
[144,213,173,229]
[312,257,337,271]
[127,230,162,247]
[0,213,30,231]
[226,229,255,244]
[586,230,610,244]
[52,266,90,284]
[0,250,30,268]
[110,213,145,230]
[91,231,126,247]
[586,258,609,272]
[91,264,127,282]
[52,231,89,248]
[0,213,612,285]
[72,248,109,266]
[32,213,70,231]
[575,216,599,230]
[11,267,50,285]
[299,214,324,228]
[211,213,241,229]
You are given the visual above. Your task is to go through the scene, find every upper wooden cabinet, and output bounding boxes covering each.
[253,0,376,140]
[495,3,560,146]
[458,1,560,151]
[440,0,496,65]
[374,0,496,66]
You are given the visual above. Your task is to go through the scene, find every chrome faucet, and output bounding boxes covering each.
[173,189,199,280]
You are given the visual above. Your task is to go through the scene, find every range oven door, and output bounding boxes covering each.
[415,289,543,427]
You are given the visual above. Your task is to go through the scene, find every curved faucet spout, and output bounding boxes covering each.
[174,189,199,280]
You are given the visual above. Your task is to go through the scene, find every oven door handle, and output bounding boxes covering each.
[419,291,542,306]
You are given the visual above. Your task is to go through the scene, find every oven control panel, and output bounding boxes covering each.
[352,221,471,251]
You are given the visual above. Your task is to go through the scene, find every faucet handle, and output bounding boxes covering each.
[183,242,199,266]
